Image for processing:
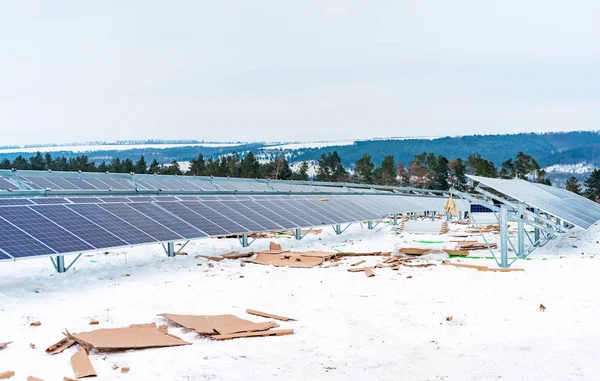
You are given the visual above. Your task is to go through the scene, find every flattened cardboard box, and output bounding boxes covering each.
[250,253,324,268]
[0,342,11,350]
[46,336,76,355]
[246,309,296,322]
[70,325,190,350]
[159,313,275,335]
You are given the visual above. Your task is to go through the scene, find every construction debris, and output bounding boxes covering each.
[364,268,375,277]
[121,367,130,374]
[46,337,76,355]
[89,320,99,325]
[540,304,547,312]
[0,371,15,379]
[27,377,44,381]
[269,242,282,251]
[350,259,366,267]
[71,347,97,379]
[29,343,36,349]
[212,329,294,340]
[443,249,469,256]
[30,321,41,327]
[0,342,11,350]
[159,313,277,335]
[457,242,498,251]
[400,248,430,255]
[396,220,449,235]
[69,323,190,351]
[221,252,254,259]
[246,309,296,322]
[250,253,325,268]
[441,260,525,272]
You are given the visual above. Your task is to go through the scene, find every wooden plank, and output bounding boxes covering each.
[212,329,294,340]
[246,309,296,322]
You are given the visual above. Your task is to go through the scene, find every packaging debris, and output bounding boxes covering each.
[269,242,282,251]
[121,367,130,374]
[441,260,524,272]
[212,329,294,340]
[30,321,41,327]
[350,259,366,267]
[27,376,44,381]
[159,313,278,336]
[249,253,324,268]
[444,249,469,256]
[457,243,498,251]
[69,323,190,351]
[336,251,391,257]
[0,342,12,350]
[70,347,96,379]
[46,337,76,355]
[246,309,296,322]
[0,371,15,379]
[364,268,375,277]
[221,252,254,259]
[29,343,36,349]
[89,320,99,325]
[400,248,430,255]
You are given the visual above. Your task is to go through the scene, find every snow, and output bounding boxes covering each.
[0,143,243,154]
[544,163,596,174]
[1,222,600,380]
[262,140,357,150]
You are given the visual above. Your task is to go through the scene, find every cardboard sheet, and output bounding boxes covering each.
[269,242,282,250]
[46,337,76,355]
[250,253,324,268]
[27,377,44,381]
[159,313,254,335]
[246,309,296,322]
[70,325,190,350]
[0,371,15,379]
[364,268,375,277]
[213,321,279,335]
[0,342,11,350]
[350,260,366,266]
[291,251,337,259]
[71,347,96,379]
[221,252,254,259]
[337,251,391,257]
[212,329,294,340]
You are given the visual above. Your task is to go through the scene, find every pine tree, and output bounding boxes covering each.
[121,158,134,173]
[397,162,409,186]
[584,169,600,201]
[316,151,347,182]
[135,155,148,174]
[375,155,396,185]
[565,176,582,195]
[499,159,515,179]
[449,158,468,192]
[240,152,260,178]
[292,161,309,181]
[149,159,161,174]
[354,154,374,183]
[432,155,449,190]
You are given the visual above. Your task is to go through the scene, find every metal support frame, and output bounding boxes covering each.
[332,223,352,235]
[367,221,373,230]
[50,253,83,273]
[294,227,314,240]
[238,233,257,248]
[161,240,190,257]
[431,211,436,221]
[517,204,525,257]
[393,214,398,225]
[414,212,418,221]
[500,205,509,268]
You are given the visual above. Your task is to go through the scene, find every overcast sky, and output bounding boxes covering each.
[1,1,599,145]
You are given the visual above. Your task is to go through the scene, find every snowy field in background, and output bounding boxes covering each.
[0,143,243,154]
[1,222,599,380]
[262,140,357,150]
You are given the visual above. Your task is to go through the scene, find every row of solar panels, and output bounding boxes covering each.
[0,172,354,193]
[469,175,600,230]
[0,194,466,261]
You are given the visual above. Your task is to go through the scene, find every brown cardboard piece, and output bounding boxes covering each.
[0,342,12,350]
[269,242,282,251]
[159,313,276,336]
[246,309,296,322]
[364,268,375,277]
[0,371,15,379]
[350,260,366,266]
[400,248,430,255]
[64,377,78,381]
[212,329,294,340]
[337,251,391,257]
[70,347,96,379]
[89,320,99,325]
[30,321,41,327]
[444,249,469,256]
[221,252,254,259]
[121,368,130,374]
[46,337,76,355]
[69,325,190,351]
[250,253,324,268]
[27,377,44,381]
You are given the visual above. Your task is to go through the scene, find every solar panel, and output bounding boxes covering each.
[67,197,104,203]
[0,206,94,253]
[270,200,328,226]
[30,198,69,205]
[63,178,98,190]
[78,178,111,189]
[180,201,249,234]
[243,201,300,228]
[98,178,134,190]
[98,203,184,242]
[155,201,230,236]
[98,197,132,203]
[125,196,156,202]
[252,199,313,228]
[19,176,58,189]
[66,204,157,245]
[219,201,283,231]
[286,199,339,225]
[127,202,207,239]
[31,205,128,249]
[0,198,34,206]
[0,217,56,258]
[0,177,18,191]
[45,177,79,189]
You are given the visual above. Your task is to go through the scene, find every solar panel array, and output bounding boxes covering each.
[468,175,600,229]
[0,193,465,261]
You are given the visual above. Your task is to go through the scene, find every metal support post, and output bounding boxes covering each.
[446,213,451,222]
[367,221,373,230]
[56,255,65,273]
[500,205,509,268]
[295,228,301,240]
[393,214,398,226]
[431,211,435,221]
[166,242,175,257]
[517,205,525,257]
[334,224,342,235]
[241,233,249,247]
[414,213,418,221]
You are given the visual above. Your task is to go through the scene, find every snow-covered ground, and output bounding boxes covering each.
[1,222,599,380]
[262,140,357,150]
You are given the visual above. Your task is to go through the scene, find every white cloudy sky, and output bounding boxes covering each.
[1,0,599,145]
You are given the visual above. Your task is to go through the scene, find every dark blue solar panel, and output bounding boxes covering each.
[98,197,132,203]
[312,199,363,222]
[99,203,183,241]
[182,201,250,234]
[32,205,128,249]
[220,201,283,231]
[156,202,230,236]
[201,200,267,232]
[291,200,342,224]
[67,197,104,204]
[63,178,98,190]
[79,178,110,189]
[67,204,156,245]
[244,201,305,228]
[0,206,94,253]
[471,204,494,213]
[20,176,58,189]
[254,200,314,227]
[277,200,332,225]
[100,178,133,190]
[0,250,11,260]
[0,198,33,206]
[45,177,77,189]
[153,196,179,202]
[134,179,157,189]
[0,217,56,258]
[176,195,202,201]
[0,178,18,190]
[30,198,68,205]
[128,202,207,239]
[126,196,155,202]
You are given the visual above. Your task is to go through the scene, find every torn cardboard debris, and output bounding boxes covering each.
[269,242,282,251]
[71,347,96,379]
[250,253,324,268]
[350,260,366,267]
[121,368,130,374]
[159,313,277,336]
[221,252,254,259]
[246,309,296,322]
[30,321,41,327]
[0,371,15,379]
[27,376,44,381]
[364,268,375,277]
[69,325,190,351]
[89,320,99,325]
[400,248,430,255]
[46,337,76,355]
[0,342,12,350]
[212,329,294,340]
